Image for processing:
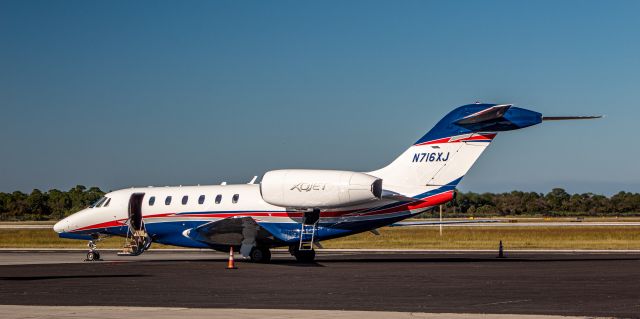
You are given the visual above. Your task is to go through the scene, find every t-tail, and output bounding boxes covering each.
[370,103,600,199]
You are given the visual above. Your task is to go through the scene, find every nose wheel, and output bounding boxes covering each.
[86,250,100,261]
[84,240,102,262]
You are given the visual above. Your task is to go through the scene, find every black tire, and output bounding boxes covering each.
[250,246,272,263]
[86,251,96,261]
[294,249,316,263]
[93,251,101,260]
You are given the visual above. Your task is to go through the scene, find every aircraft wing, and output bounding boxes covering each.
[183,217,279,247]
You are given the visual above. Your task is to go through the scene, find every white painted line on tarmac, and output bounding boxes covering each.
[0,305,593,319]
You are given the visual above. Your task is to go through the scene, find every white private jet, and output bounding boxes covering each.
[53,103,598,263]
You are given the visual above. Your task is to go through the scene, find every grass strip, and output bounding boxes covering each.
[1,226,640,250]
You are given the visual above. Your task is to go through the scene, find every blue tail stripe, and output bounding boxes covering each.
[415,104,542,145]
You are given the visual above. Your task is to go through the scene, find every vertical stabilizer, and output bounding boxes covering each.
[369,103,543,197]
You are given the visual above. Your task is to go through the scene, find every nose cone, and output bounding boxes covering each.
[53,219,67,233]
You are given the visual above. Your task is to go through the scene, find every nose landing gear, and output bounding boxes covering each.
[85,239,102,262]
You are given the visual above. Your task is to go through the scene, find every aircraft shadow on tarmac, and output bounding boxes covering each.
[0,274,150,281]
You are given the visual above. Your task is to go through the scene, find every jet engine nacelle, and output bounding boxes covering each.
[260,169,383,209]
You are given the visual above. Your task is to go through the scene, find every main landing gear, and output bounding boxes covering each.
[85,240,101,262]
[247,246,316,263]
[249,246,272,263]
[289,245,316,263]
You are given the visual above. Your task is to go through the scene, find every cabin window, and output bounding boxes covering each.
[198,195,205,205]
[148,196,155,206]
[165,196,172,205]
[103,198,111,207]
[215,194,222,204]
[182,195,188,205]
[232,194,239,204]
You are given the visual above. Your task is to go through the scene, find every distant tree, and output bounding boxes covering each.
[26,189,50,219]
[545,188,570,212]
[47,189,70,219]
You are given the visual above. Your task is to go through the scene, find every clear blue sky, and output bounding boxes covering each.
[1,0,639,195]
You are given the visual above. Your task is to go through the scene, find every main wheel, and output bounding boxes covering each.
[250,246,272,263]
[86,251,96,261]
[293,249,316,263]
[93,251,101,260]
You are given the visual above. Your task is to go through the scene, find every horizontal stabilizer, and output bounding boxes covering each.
[542,116,602,121]
[454,104,512,125]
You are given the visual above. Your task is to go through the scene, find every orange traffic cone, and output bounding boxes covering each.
[226,246,238,269]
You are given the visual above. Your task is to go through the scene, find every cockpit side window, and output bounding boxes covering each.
[103,198,111,207]
[165,196,172,205]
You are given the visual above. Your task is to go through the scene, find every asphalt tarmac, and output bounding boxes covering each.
[0,250,638,318]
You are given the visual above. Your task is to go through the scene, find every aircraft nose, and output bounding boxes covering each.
[53,219,67,233]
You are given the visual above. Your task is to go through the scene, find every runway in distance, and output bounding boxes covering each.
[53,103,599,263]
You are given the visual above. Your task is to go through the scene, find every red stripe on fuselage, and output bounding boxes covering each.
[68,191,454,233]
[415,133,496,146]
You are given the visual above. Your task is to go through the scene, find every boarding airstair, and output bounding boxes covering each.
[118,226,151,256]
[298,223,317,251]
[118,193,151,256]
[298,209,320,251]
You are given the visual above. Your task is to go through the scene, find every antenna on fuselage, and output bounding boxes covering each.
[248,176,258,184]
[221,182,227,185]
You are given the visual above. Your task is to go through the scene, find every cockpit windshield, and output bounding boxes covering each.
[89,197,107,208]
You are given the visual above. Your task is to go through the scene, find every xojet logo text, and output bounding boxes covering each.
[290,183,327,192]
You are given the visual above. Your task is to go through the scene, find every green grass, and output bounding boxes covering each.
[1,226,640,250]
[0,221,55,225]
[323,226,640,249]
[0,229,170,249]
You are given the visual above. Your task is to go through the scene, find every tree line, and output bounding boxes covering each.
[0,185,104,221]
[1,186,639,221]
[435,188,640,217]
